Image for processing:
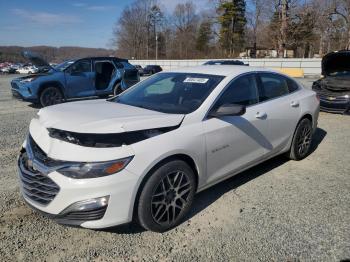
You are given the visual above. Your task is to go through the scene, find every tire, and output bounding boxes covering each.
[39,86,63,107]
[287,118,313,160]
[113,82,122,96]
[28,71,32,74]
[137,160,196,232]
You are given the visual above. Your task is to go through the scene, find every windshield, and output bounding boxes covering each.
[54,60,75,71]
[112,72,224,114]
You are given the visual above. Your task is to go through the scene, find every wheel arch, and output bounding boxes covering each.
[38,81,66,98]
[300,113,313,124]
[131,153,199,220]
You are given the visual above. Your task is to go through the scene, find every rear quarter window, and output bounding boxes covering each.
[121,62,136,69]
[258,73,289,102]
[286,78,300,93]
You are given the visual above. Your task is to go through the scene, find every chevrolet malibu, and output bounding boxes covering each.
[18,66,319,232]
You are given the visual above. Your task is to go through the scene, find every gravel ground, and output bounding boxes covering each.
[0,75,349,261]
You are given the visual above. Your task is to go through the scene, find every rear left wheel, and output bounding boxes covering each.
[113,82,122,96]
[287,118,313,160]
[137,160,196,232]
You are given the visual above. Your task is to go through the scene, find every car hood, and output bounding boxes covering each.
[13,73,50,82]
[37,99,185,134]
[322,51,350,76]
[22,50,54,71]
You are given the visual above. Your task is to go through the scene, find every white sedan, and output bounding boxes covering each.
[18,66,319,232]
[18,66,38,74]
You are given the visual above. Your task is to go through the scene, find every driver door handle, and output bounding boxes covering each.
[255,111,267,119]
[290,101,300,107]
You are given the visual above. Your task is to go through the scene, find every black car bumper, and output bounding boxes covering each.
[319,95,350,114]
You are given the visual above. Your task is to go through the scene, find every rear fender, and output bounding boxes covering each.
[107,70,123,91]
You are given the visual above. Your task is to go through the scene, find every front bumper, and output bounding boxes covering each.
[319,95,350,114]
[18,140,140,229]
[11,80,38,103]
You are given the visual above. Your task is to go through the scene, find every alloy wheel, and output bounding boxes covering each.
[41,88,62,106]
[151,171,192,225]
[297,124,312,156]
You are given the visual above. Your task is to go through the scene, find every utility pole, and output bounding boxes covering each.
[154,21,158,61]
[279,0,288,58]
[156,33,158,60]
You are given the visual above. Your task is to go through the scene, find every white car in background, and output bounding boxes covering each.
[18,66,38,74]
[18,66,319,232]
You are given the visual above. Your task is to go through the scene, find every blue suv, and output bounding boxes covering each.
[11,51,140,107]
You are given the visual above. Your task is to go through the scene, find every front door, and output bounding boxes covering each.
[204,74,270,184]
[65,59,95,98]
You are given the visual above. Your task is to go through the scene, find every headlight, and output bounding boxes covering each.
[57,156,133,179]
[20,77,37,83]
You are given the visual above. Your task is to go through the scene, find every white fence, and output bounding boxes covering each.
[130,58,322,76]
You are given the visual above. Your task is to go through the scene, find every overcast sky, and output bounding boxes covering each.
[0,0,210,48]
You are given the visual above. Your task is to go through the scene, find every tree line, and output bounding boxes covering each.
[0,46,114,63]
[112,0,350,59]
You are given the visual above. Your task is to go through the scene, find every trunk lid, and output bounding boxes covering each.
[322,50,350,76]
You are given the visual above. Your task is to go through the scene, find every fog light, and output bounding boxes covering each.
[61,196,109,214]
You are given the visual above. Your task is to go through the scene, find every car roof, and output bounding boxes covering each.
[167,65,276,77]
[77,57,128,62]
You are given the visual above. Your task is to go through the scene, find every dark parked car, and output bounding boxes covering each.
[11,51,139,107]
[143,65,162,75]
[312,50,350,114]
[203,60,248,66]
[134,65,144,76]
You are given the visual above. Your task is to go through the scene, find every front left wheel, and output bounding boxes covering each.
[39,87,63,107]
[137,160,196,232]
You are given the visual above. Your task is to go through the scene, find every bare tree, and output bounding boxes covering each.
[330,0,350,49]
[172,1,199,58]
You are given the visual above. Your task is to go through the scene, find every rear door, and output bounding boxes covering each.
[204,73,269,184]
[65,59,95,98]
[256,73,301,155]
[120,61,139,88]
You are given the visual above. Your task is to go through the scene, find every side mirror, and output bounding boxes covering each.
[209,104,246,118]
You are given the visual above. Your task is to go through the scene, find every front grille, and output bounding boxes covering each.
[18,145,60,206]
[61,207,107,221]
[319,94,349,103]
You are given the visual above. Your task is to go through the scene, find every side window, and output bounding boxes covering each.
[120,62,135,69]
[286,78,300,93]
[70,60,91,73]
[258,73,289,102]
[213,74,259,109]
[114,62,124,69]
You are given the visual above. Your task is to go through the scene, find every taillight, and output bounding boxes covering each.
[316,94,320,102]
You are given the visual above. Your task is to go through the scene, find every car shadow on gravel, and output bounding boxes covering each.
[102,127,326,235]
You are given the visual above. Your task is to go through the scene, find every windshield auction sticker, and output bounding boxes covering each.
[183,77,209,84]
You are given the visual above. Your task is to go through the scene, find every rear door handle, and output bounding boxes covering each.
[290,101,300,107]
[255,111,267,119]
